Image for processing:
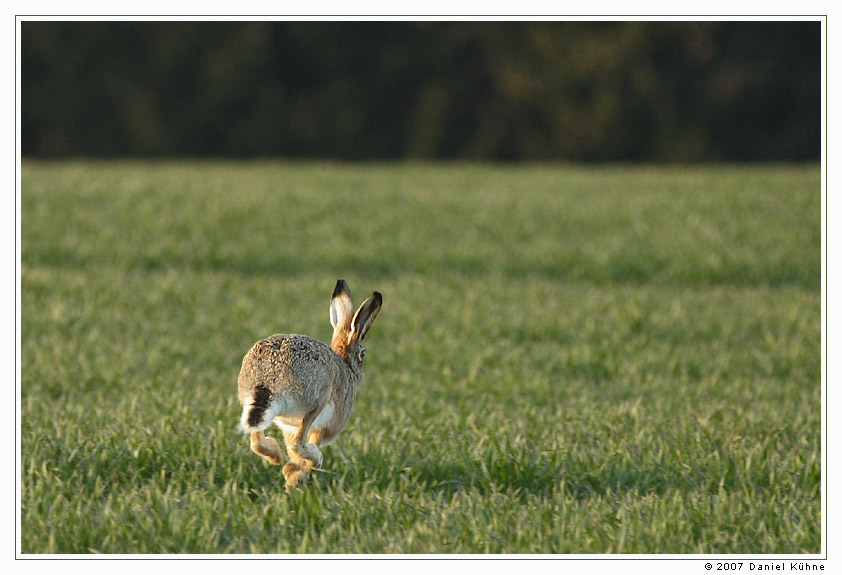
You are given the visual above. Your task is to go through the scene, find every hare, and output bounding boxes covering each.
[238,279,382,490]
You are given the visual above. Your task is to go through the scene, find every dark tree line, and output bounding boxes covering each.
[21,20,820,162]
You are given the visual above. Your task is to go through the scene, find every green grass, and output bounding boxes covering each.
[20,160,821,554]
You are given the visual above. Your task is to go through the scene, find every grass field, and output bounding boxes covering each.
[20,160,821,554]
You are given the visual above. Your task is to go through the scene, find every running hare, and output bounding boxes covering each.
[238,279,382,490]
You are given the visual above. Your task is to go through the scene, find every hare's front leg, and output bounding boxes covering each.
[250,431,283,465]
[281,412,323,491]
[302,428,323,473]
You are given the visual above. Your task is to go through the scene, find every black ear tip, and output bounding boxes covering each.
[333,279,350,298]
[372,291,383,304]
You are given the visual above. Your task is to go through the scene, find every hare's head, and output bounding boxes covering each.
[329,280,382,373]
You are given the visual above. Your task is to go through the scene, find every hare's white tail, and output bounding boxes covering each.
[240,386,278,433]
[240,387,312,434]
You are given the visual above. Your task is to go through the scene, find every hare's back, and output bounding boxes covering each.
[238,334,339,399]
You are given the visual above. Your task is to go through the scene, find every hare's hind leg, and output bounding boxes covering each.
[250,431,283,465]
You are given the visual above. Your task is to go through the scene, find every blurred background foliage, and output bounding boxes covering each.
[21,20,820,162]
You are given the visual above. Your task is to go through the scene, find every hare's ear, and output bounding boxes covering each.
[330,279,354,332]
[351,292,382,341]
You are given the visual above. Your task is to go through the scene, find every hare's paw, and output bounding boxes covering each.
[308,447,323,469]
[283,462,308,491]
[300,457,318,473]
[251,433,283,465]
[284,471,302,492]
[294,442,323,468]
[283,461,300,478]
